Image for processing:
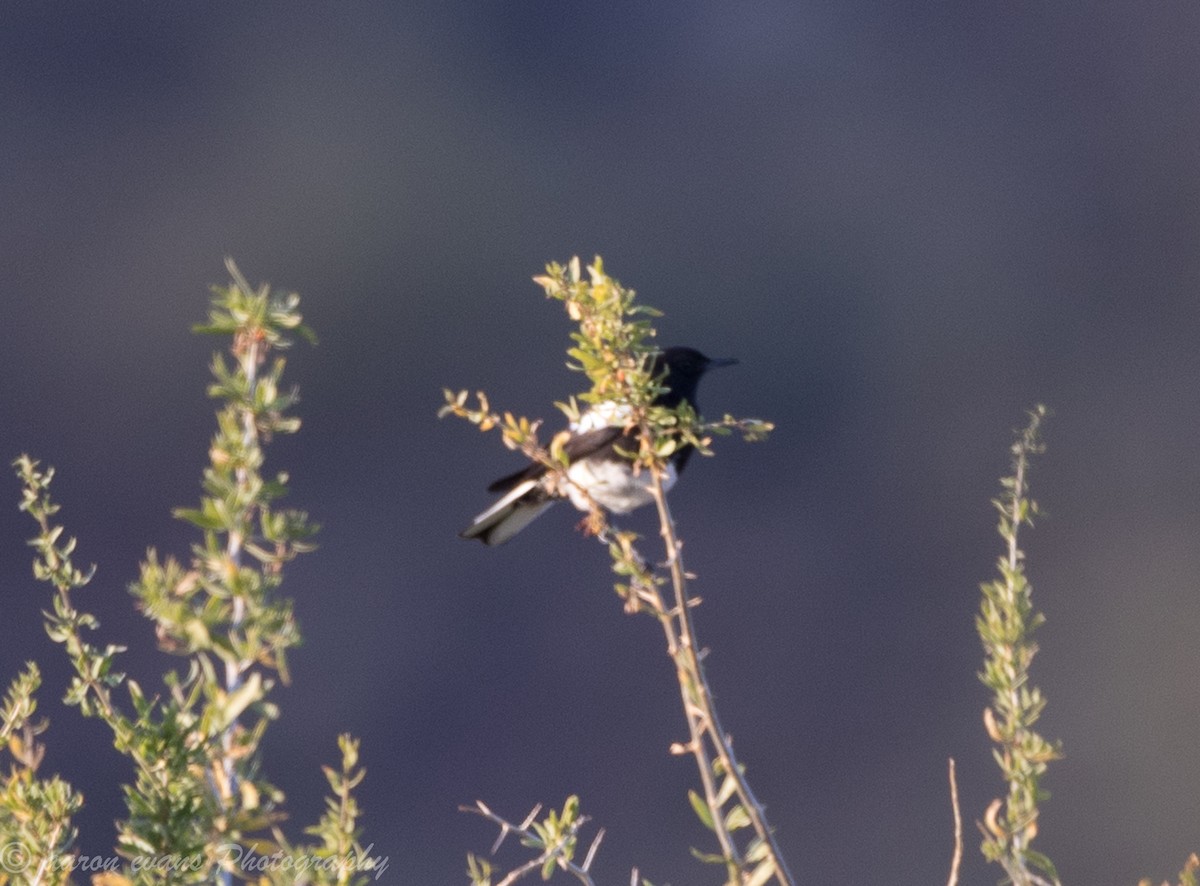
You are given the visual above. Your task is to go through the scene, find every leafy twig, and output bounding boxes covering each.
[462,797,603,886]
[977,404,1061,886]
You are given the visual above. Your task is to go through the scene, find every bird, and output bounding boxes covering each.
[460,347,737,545]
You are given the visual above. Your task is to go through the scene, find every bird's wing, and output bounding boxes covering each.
[486,463,543,494]
[563,425,629,460]
[460,478,554,545]
[485,425,627,493]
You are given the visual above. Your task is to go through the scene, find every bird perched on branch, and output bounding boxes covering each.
[460,347,736,545]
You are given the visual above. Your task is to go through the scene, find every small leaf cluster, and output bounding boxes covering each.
[282,734,381,886]
[1139,854,1200,886]
[535,256,662,408]
[464,796,616,886]
[0,663,82,886]
[194,260,316,349]
[977,404,1062,886]
[684,760,780,886]
[15,456,125,726]
[439,390,551,470]
[537,257,750,475]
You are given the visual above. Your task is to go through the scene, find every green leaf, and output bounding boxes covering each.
[1024,848,1059,882]
[689,847,727,865]
[688,789,715,831]
[715,773,737,807]
[745,858,778,886]
[724,803,752,832]
[217,671,264,731]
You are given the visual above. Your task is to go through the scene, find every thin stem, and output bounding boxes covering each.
[649,481,739,878]
[648,467,796,886]
[1003,427,1033,876]
[1006,449,1026,868]
[946,758,962,886]
[30,819,63,886]
[217,331,261,886]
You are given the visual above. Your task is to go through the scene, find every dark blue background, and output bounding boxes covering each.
[3,4,1199,883]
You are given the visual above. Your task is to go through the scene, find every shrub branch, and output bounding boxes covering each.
[448,257,788,885]
[977,404,1061,886]
[8,261,375,886]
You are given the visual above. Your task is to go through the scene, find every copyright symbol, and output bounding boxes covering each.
[0,842,30,873]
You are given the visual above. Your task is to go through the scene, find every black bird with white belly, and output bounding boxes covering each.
[460,347,737,545]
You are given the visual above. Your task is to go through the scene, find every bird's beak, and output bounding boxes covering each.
[707,357,739,369]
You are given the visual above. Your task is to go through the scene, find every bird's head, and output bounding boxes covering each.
[652,347,738,409]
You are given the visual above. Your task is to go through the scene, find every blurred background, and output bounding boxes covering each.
[3,3,1199,883]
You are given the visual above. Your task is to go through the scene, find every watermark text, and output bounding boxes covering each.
[0,842,389,880]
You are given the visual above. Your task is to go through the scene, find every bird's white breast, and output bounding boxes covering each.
[566,457,677,514]
[570,401,632,433]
